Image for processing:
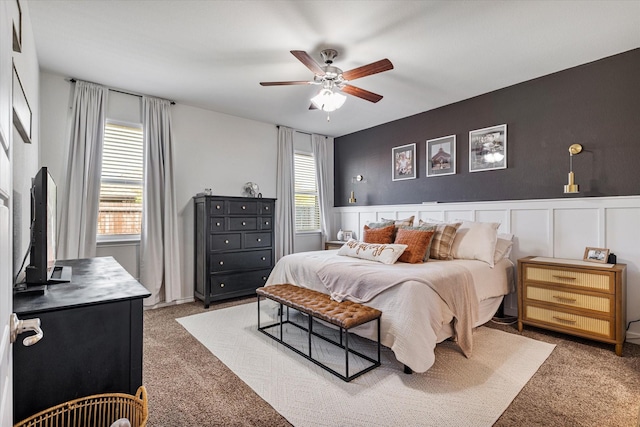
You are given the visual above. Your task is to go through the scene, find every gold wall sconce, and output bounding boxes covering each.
[349,175,364,203]
[564,144,583,193]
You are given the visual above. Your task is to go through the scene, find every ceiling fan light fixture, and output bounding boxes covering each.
[310,89,346,112]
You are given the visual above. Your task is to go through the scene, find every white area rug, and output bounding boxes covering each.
[178,302,555,427]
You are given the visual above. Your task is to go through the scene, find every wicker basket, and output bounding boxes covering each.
[14,386,148,427]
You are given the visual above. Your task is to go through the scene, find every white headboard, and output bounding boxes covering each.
[333,195,640,344]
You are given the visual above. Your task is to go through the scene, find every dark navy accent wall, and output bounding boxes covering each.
[334,49,640,207]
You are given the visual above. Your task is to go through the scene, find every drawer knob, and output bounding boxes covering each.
[553,315,576,323]
[216,205,221,209]
[553,275,576,280]
[219,261,224,265]
[257,238,261,242]
[261,257,266,261]
[265,221,269,226]
[220,283,225,288]
[262,276,267,281]
[242,222,246,226]
[553,295,577,303]
[242,206,246,210]
[216,222,221,226]
[224,240,229,244]
[265,206,269,210]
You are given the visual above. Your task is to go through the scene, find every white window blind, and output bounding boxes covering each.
[98,122,144,236]
[294,152,320,231]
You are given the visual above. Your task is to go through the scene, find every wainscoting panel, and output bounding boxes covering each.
[553,208,600,259]
[332,196,640,344]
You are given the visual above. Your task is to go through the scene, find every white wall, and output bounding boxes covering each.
[11,1,40,278]
[39,72,283,302]
[334,196,640,345]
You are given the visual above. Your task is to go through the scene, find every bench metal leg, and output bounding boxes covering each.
[344,327,349,379]
[308,313,313,359]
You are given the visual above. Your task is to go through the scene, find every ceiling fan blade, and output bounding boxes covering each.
[341,85,383,103]
[291,50,326,76]
[342,59,393,81]
[260,81,313,86]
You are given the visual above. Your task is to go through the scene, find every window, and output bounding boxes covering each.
[294,152,320,232]
[97,122,144,237]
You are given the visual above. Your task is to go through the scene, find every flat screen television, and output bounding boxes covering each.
[22,167,71,286]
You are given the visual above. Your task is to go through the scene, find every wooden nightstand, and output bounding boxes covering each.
[325,240,345,250]
[517,256,627,356]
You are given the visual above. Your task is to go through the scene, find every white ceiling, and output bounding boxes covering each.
[27,1,640,137]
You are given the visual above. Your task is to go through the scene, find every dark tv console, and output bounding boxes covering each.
[14,265,73,296]
[12,256,150,423]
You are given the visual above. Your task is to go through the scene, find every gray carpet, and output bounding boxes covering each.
[143,297,640,426]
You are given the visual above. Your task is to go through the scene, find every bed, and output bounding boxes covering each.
[265,246,514,373]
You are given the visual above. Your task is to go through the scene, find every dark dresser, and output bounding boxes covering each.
[12,256,151,423]
[194,195,276,308]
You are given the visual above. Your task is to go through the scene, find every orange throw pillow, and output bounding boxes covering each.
[363,224,395,244]
[395,228,435,264]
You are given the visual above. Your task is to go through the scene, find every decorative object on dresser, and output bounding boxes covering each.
[583,246,610,263]
[517,256,626,356]
[194,195,276,308]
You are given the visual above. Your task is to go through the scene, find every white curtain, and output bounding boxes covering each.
[58,80,107,260]
[140,97,181,307]
[275,126,295,260]
[311,134,334,246]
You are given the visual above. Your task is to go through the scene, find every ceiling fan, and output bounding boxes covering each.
[260,49,393,112]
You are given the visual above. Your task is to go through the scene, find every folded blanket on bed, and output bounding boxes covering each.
[317,261,479,357]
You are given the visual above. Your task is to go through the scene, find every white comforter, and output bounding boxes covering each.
[265,250,514,373]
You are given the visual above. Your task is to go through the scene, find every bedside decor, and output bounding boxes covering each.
[342,230,353,241]
[517,256,626,356]
[583,246,610,263]
[242,181,260,197]
[563,143,583,193]
[469,124,506,172]
[426,135,456,177]
[392,143,416,181]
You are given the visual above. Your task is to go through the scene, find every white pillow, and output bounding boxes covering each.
[337,239,407,265]
[493,233,514,264]
[451,221,500,266]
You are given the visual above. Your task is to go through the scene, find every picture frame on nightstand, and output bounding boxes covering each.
[583,246,610,263]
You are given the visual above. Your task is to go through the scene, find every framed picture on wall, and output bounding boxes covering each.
[469,124,506,172]
[392,143,416,181]
[426,135,456,177]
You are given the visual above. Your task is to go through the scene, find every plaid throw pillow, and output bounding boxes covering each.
[419,220,461,260]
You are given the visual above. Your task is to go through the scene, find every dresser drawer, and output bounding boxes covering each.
[259,216,273,230]
[210,233,241,251]
[259,201,274,215]
[228,200,258,215]
[524,284,613,314]
[524,304,613,339]
[209,269,272,297]
[244,232,272,249]
[209,217,225,231]
[524,266,614,293]
[228,217,258,231]
[210,249,272,272]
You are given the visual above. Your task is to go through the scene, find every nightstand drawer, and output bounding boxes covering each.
[525,285,613,314]
[525,305,613,339]
[524,266,613,293]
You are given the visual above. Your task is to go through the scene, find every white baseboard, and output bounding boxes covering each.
[625,331,640,345]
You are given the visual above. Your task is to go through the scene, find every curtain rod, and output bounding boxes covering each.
[69,78,175,105]
[276,125,313,136]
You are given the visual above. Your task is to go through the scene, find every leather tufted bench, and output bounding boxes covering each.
[256,284,382,382]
